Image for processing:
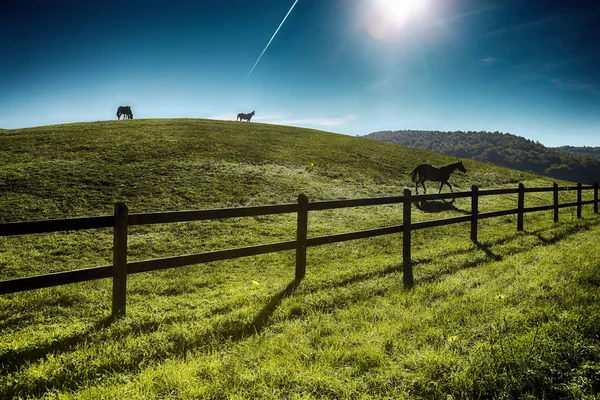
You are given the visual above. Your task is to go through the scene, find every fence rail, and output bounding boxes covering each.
[1,182,598,318]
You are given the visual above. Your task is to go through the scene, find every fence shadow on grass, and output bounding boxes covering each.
[242,278,300,336]
[415,219,598,285]
[0,279,301,383]
[528,222,591,246]
[474,241,503,262]
[0,315,114,374]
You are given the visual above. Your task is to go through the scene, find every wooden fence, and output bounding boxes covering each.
[1,182,598,318]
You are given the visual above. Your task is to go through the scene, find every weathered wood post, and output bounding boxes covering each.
[471,185,479,243]
[553,183,559,223]
[295,194,308,281]
[577,182,582,218]
[112,202,128,319]
[517,183,524,231]
[594,182,598,214]
[403,189,413,289]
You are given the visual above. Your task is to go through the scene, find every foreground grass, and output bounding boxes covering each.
[1,119,599,398]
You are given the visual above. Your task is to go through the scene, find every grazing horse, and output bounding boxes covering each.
[237,111,255,122]
[117,106,133,120]
[410,161,467,194]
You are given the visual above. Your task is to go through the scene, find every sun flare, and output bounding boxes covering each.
[365,0,432,39]
[384,0,428,22]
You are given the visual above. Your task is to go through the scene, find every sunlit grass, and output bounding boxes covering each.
[1,119,599,398]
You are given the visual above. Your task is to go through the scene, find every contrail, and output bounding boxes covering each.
[245,0,299,82]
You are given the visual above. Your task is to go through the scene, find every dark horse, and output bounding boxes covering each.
[117,106,133,120]
[410,161,467,194]
[237,111,255,122]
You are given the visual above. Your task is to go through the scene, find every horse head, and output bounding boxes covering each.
[456,160,467,173]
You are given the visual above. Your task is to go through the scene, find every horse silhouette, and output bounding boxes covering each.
[117,106,133,120]
[237,111,255,122]
[410,161,467,194]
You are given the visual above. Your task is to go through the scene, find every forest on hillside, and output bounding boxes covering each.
[365,130,600,184]
[554,146,600,160]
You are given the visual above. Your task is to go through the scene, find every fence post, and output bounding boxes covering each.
[295,194,308,281]
[403,189,413,289]
[471,185,479,243]
[517,183,524,231]
[112,202,128,319]
[553,183,559,223]
[594,182,598,214]
[577,182,582,218]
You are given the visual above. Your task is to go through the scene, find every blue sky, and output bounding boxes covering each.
[1,0,599,146]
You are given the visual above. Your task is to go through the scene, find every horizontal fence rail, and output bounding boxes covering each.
[1,182,598,318]
[0,216,114,237]
[0,266,112,294]
[128,203,298,226]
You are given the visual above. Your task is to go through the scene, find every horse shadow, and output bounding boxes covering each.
[413,198,470,215]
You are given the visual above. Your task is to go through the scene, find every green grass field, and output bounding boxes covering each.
[1,119,599,399]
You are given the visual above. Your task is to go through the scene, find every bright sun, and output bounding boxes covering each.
[365,0,432,39]
[384,0,428,21]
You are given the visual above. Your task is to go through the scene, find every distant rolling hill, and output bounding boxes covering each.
[365,129,600,184]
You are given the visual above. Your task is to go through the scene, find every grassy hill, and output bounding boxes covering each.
[1,119,542,222]
[1,119,600,399]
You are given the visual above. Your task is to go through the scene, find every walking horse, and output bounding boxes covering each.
[410,161,467,194]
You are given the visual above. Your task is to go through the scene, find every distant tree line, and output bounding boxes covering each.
[365,130,600,184]
[554,146,600,160]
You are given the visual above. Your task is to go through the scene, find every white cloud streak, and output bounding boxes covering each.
[208,112,358,128]
[255,114,358,127]
[207,114,238,121]
[244,0,299,82]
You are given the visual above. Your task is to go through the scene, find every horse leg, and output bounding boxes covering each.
[439,182,444,193]
[447,182,453,192]
[420,180,427,194]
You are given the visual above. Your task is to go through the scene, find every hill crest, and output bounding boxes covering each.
[0,119,556,222]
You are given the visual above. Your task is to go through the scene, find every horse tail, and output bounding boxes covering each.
[410,166,420,183]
